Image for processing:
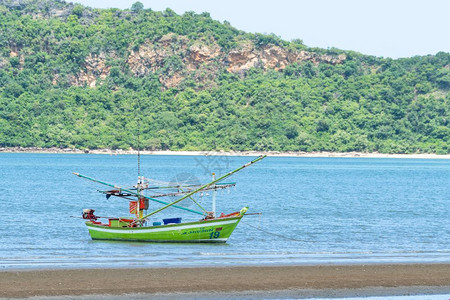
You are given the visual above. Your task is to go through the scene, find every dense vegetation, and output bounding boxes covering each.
[1,0,449,153]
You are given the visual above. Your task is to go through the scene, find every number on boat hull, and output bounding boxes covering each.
[210,231,221,239]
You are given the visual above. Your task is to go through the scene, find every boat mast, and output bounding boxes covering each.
[212,173,216,217]
[136,101,144,219]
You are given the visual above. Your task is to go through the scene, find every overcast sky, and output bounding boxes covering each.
[73,0,450,59]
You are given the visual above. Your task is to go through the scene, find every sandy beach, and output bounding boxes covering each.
[1,147,450,159]
[1,264,449,298]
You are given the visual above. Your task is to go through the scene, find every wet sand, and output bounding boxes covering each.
[1,264,449,298]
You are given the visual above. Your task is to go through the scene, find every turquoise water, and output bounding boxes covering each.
[0,153,449,269]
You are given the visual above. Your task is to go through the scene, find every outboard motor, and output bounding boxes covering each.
[82,209,98,220]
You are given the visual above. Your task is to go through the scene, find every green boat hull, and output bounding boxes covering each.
[86,216,243,243]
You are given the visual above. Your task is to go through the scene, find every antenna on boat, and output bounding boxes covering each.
[137,106,141,183]
[136,99,143,218]
[137,96,144,179]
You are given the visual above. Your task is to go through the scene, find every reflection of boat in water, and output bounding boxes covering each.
[74,155,265,243]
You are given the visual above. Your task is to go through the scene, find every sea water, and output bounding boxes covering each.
[0,153,449,269]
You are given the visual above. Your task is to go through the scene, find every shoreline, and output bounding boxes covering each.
[1,264,449,298]
[1,147,450,159]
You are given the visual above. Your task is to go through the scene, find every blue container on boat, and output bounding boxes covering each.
[152,222,161,226]
[163,217,182,225]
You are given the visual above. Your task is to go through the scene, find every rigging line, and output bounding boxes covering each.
[179,187,208,214]
[139,155,266,220]
[242,222,312,243]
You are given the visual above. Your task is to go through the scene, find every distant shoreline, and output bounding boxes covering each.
[0,264,449,298]
[1,146,450,159]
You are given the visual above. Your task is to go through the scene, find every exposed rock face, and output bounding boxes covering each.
[0,57,8,69]
[127,45,156,77]
[226,42,346,73]
[70,53,112,87]
[75,34,346,89]
[127,34,190,77]
[186,43,221,69]
[1,1,347,90]
[293,51,346,65]
[7,47,25,69]
[226,42,259,73]
[51,73,59,86]
[0,0,95,20]
[261,45,290,70]
[127,34,222,88]
[159,72,184,89]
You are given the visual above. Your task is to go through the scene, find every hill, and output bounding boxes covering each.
[0,0,449,153]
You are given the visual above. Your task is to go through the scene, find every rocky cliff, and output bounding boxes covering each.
[73,34,345,88]
[0,0,347,89]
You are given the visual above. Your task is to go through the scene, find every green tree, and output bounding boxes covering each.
[131,2,144,14]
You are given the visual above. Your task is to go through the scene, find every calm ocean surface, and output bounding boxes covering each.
[0,153,449,270]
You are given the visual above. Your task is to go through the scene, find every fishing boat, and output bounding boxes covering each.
[73,155,265,243]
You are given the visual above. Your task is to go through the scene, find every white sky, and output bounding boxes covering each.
[73,0,450,58]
